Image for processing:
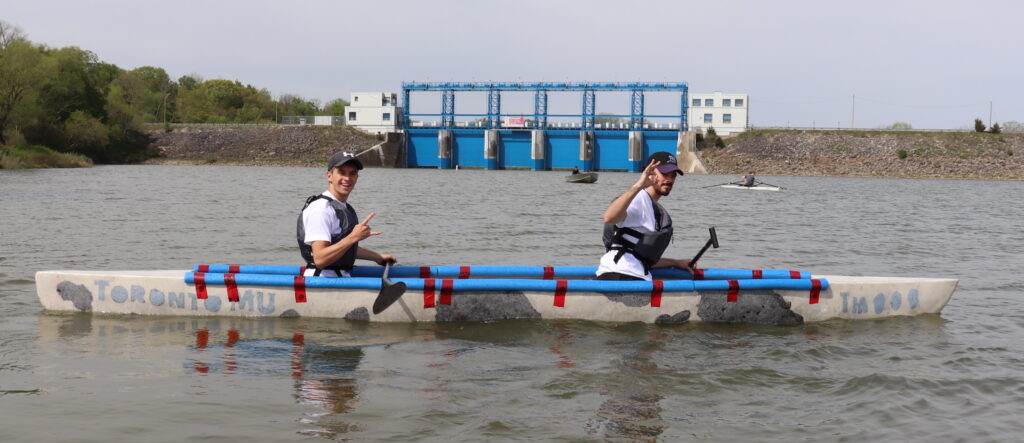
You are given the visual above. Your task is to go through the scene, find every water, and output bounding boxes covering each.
[1,165,1022,442]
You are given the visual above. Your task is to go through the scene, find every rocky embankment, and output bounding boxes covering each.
[703,130,1023,180]
[144,125,381,166]
[143,126,1023,180]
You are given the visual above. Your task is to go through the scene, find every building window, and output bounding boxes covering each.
[348,112,356,121]
[723,99,731,107]
[383,113,391,121]
[704,114,712,124]
[735,98,744,107]
[704,99,713,107]
[354,96,359,102]
[723,114,732,124]
[692,98,700,107]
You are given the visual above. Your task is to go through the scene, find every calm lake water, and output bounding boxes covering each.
[1,165,1022,442]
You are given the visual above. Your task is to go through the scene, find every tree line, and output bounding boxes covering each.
[0,21,348,167]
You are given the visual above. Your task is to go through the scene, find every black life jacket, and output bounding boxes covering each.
[297,194,359,275]
[602,193,673,274]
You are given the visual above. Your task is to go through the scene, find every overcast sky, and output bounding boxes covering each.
[4,0,1022,129]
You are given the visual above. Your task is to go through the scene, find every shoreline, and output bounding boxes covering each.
[60,127,1024,182]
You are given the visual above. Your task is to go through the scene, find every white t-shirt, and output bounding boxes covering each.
[301,191,352,277]
[596,190,659,281]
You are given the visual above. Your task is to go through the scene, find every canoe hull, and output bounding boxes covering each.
[720,184,781,191]
[36,270,957,325]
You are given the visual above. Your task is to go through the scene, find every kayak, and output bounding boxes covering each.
[565,172,598,183]
[719,184,781,191]
[36,264,957,325]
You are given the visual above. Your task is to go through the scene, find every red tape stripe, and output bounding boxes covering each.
[440,279,454,305]
[693,269,705,280]
[194,272,208,299]
[458,266,471,279]
[790,270,801,279]
[420,266,431,278]
[293,276,306,303]
[543,266,554,280]
[727,280,739,302]
[228,265,240,274]
[752,269,763,279]
[198,265,210,273]
[809,279,822,304]
[423,278,436,308]
[299,266,307,275]
[651,280,663,307]
[224,273,239,302]
[554,280,567,307]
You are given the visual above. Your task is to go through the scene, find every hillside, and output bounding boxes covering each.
[143,125,381,166]
[703,130,1023,180]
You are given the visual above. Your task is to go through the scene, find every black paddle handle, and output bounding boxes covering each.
[688,227,719,268]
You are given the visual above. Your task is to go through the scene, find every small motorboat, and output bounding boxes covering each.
[565,171,598,183]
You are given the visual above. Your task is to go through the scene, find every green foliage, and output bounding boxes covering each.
[0,143,93,169]
[0,22,366,167]
[897,149,908,159]
[886,122,912,130]
[324,98,349,116]
[989,123,1001,134]
[974,118,986,132]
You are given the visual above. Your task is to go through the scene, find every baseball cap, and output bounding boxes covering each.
[646,151,683,176]
[327,150,364,170]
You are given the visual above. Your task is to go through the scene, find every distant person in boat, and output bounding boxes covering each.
[597,151,695,281]
[297,151,397,277]
[572,166,580,175]
[739,171,756,187]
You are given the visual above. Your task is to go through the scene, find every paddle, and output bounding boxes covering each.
[701,182,736,188]
[371,259,407,314]
[754,180,784,189]
[688,227,719,268]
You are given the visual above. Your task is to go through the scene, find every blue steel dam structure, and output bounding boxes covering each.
[402,82,689,172]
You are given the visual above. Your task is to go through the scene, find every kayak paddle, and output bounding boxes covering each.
[371,260,407,314]
[688,227,719,268]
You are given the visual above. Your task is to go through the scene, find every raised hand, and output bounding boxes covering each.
[349,212,382,241]
[633,159,660,190]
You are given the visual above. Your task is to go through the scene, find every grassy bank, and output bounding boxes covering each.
[0,144,93,169]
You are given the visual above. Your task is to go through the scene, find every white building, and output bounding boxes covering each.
[688,92,748,136]
[344,92,400,134]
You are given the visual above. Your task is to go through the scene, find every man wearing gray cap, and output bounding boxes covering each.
[297,150,396,277]
[597,151,695,281]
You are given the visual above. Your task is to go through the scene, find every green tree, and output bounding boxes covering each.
[974,118,986,132]
[0,40,54,144]
[64,110,109,153]
[989,123,1001,134]
[324,98,349,116]
[887,122,912,130]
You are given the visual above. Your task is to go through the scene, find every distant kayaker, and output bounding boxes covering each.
[572,166,580,175]
[598,151,695,281]
[297,151,397,277]
[739,171,756,187]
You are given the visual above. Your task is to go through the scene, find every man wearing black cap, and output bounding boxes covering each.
[597,151,694,281]
[297,150,396,277]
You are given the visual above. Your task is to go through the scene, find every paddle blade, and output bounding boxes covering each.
[372,281,407,314]
[710,227,719,248]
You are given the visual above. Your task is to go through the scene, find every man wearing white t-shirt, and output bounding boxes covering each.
[597,151,694,281]
[297,151,396,277]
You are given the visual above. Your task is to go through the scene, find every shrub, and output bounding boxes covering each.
[974,118,986,132]
[897,149,908,159]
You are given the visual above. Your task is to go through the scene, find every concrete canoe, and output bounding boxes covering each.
[35,268,957,325]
